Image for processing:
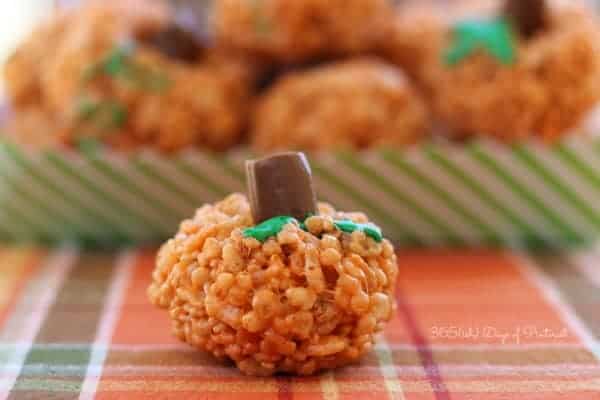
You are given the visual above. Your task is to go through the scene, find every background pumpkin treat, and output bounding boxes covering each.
[251,58,429,151]
[4,0,253,151]
[421,0,600,140]
[148,153,398,376]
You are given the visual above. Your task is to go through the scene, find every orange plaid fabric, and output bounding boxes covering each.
[0,246,599,399]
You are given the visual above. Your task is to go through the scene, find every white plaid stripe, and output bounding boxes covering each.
[515,254,600,363]
[79,250,137,400]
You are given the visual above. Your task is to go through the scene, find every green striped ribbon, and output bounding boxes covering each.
[470,143,583,246]
[513,146,596,241]
[46,152,160,238]
[428,146,545,248]
[382,148,502,246]
[0,140,598,248]
[339,151,463,245]
[0,143,122,242]
[80,152,180,233]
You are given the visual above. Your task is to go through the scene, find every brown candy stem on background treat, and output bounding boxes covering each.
[140,23,203,63]
[137,0,210,63]
[503,0,547,38]
[246,152,317,223]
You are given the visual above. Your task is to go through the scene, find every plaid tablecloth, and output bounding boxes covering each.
[0,246,599,399]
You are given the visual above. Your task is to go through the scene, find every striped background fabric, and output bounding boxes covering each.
[3,139,600,248]
[0,245,599,398]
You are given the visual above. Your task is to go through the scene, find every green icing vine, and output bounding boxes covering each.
[243,216,383,243]
[243,216,297,242]
[333,220,383,242]
[444,18,516,66]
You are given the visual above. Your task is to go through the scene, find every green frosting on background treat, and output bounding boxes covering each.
[76,98,128,129]
[243,216,297,242]
[444,18,516,66]
[83,44,171,92]
[334,220,383,242]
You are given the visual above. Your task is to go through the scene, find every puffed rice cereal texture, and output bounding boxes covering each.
[148,194,398,376]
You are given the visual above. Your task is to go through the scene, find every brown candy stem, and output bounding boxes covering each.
[503,0,547,38]
[139,23,203,63]
[246,152,318,224]
[137,0,211,63]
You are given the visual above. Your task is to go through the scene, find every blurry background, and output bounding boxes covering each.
[1,0,598,73]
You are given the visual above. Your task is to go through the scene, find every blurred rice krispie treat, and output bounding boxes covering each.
[4,0,253,151]
[413,0,600,140]
[148,153,398,376]
[251,58,429,151]
[214,0,393,64]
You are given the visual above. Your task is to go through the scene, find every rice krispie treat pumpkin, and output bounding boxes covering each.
[4,0,252,151]
[214,0,393,64]
[148,153,398,376]
[251,58,429,151]
[420,0,600,140]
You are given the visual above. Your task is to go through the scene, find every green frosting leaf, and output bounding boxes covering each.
[104,46,132,77]
[243,216,298,242]
[76,98,128,130]
[83,44,171,93]
[334,220,383,242]
[444,18,516,66]
[82,45,133,81]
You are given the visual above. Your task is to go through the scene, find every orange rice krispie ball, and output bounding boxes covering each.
[214,0,393,63]
[4,0,252,151]
[148,194,398,376]
[424,1,600,140]
[251,58,429,151]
